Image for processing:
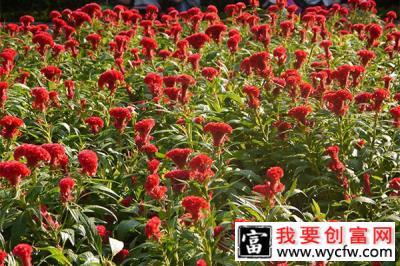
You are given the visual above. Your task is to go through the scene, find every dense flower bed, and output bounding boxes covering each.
[0,0,399,265]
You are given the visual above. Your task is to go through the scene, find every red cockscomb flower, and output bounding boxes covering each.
[31,87,50,112]
[109,107,132,133]
[243,85,261,108]
[86,33,102,50]
[59,177,75,202]
[13,244,33,266]
[0,115,24,139]
[189,154,214,182]
[144,173,167,200]
[0,82,8,109]
[140,37,158,59]
[201,67,219,81]
[205,23,227,43]
[357,49,376,66]
[32,32,54,56]
[165,169,191,192]
[98,69,124,95]
[0,249,7,266]
[96,225,109,242]
[78,150,98,176]
[186,33,210,49]
[64,80,75,100]
[182,196,210,222]
[0,161,31,186]
[165,148,192,169]
[288,105,312,125]
[273,46,287,66]
[266,166,284,183]
[371,88,389,112]
[147,158,160,173]
[14,144,51,167]
[323,89,353,116]
[389,177,400,196]
[197,259,207,266]
[135,118,155,139]
[41,143,68,169]
[85,116,104,134]
[40,66,62,82]
[326,145,345,174]
[390,106,400,128]
[294,50,308,69]
[145,216,162,241]
[204,122,233,147]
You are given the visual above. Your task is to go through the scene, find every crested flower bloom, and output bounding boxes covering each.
[78,150,98,176]
[357,49,376,66]
[182,196,210,222]
[32,32,54,56]
[366,23,382,47]
[140,37,158,59]
[144,73,163,99]
[64,80,75,100]
[145,216,162,241]
[371,88,389,112]
[204,122,233,147]
[109,107,132,133]
[165,169,191,192]
[85,116,104,134]
[205,23,227,43]
[389,106,400,127]
[273,46,287,66]
[14,144,51,167]
[294,50,308,69]
[288,105,313,125]
[362,173,371,196]
[0,82,8,109]
[326,145,345,174]
[96,225,109,242]
[201,67,219,81]
[98,69,124,95]
[40,66,62,82]
[186,33,210,49]
[323,89,353,116]
[135,118,155,146]
[189,154,214,182]
[41,143,68,169]
[59,177,75,202]
[0,161,31,186]
[243,85,261,108]
[0,115,24,139]
[389,177,400,196]
[165,148,193,169]
[86,33,102,50]
[0,249,7,266]
[31,87,50,112]
[13,244,33,266]
[144,173,167,200]
[147,158,159,173]
[253,166,285,206]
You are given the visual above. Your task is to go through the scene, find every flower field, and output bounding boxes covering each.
[0,0,399,265]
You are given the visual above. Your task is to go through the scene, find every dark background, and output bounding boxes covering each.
[0,0,399,22]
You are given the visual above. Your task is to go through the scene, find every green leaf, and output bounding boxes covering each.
[109,237,124,257]
[352,197,376,205]
[37,247,72,266]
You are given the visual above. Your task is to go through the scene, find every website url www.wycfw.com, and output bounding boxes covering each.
[277,245,393,261]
